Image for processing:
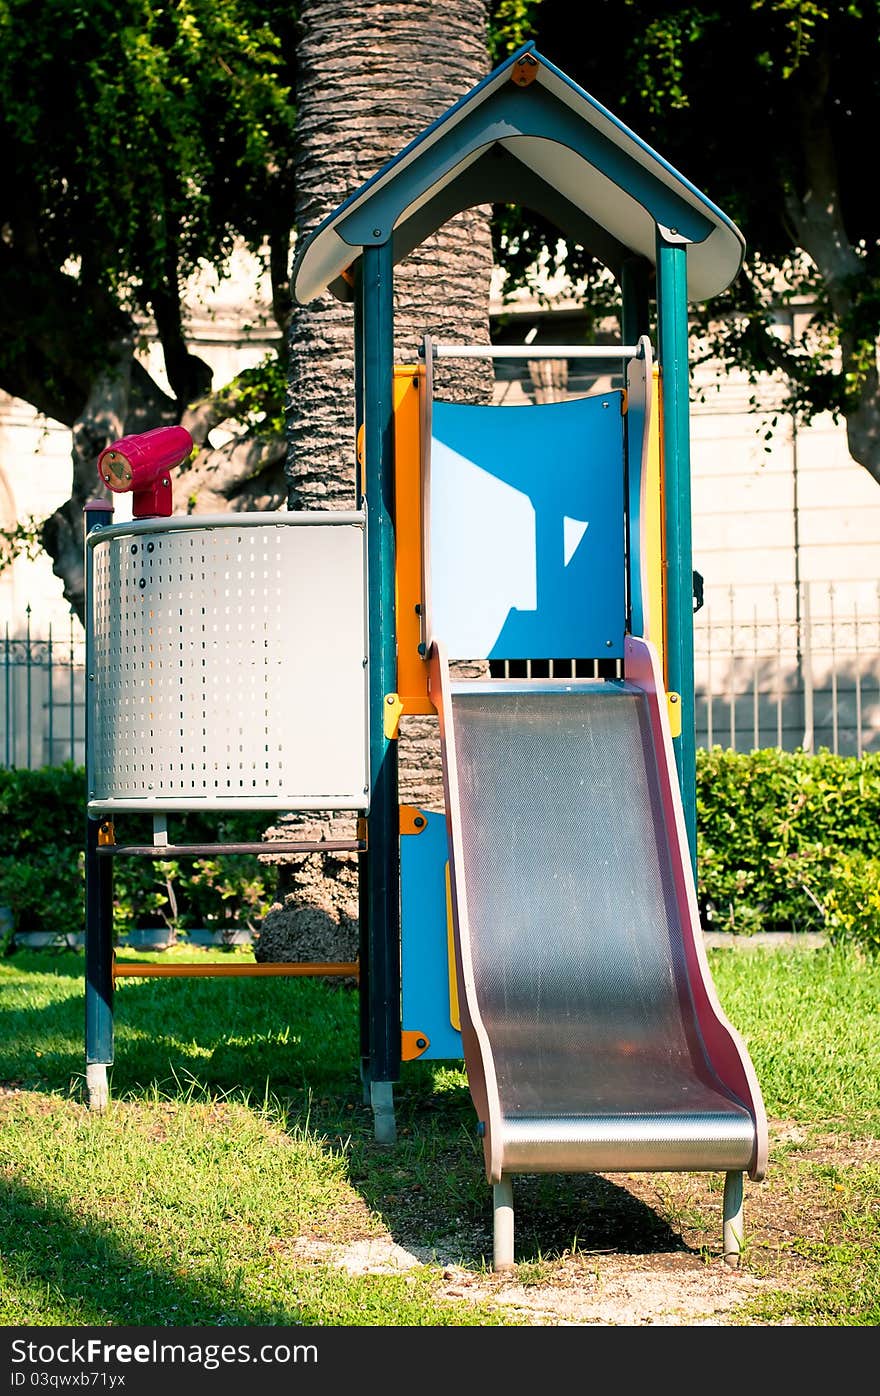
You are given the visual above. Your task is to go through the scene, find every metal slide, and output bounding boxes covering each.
[428,634,767,1270]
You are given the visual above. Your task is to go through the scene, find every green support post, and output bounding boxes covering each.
[360,241,400,1142]
[655,231,697,876]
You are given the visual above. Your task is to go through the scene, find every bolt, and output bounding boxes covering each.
[417,643,426,656]
[606,639,613,647]
[372,228,382,238]
[476,1121,485,1137]
[414,816,425,829]
[386,694,395,705]
[416,1038,427,1049]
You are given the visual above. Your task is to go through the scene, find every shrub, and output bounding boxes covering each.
[696,746,880,952]
[1,752,878,954]
[0,766,277,939]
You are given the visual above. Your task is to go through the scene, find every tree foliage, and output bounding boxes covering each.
[504,0,880,481]
[0,0,297,421]
[0,0,300,614]
[1,0,878,622]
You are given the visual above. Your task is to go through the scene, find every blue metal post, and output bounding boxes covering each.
[655,232,697,875]
[360,241,400,1141]
[83,499,114,1108]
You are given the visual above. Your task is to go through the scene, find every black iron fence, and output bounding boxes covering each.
[695,582,880,758]
[1,583,878,770]
[1,609,85,769]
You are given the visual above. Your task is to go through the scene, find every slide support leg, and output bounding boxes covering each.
[493,1176,515,1272]
[723,1170,744,1268]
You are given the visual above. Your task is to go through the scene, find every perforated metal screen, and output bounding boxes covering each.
[87,514,369,811]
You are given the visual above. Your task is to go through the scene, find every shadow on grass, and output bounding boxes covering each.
[322,1063,694,1270]
[0,949,361,1102]
[0,1177,304,1326]
[1,952,692,1273]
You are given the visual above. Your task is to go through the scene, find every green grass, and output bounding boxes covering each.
[0,942,877,1326]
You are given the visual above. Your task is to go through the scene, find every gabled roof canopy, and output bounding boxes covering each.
[292,43,744,308]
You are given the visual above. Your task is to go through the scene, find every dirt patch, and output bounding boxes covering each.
[301,1120,880,1326]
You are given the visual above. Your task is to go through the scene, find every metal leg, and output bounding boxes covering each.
[493,1176,515,1271]
[357,846,371,1105]
[723,1170,744,1268]
[370,1079,396,1144]
[86,1063,109,1112]
[85,816,114,1111]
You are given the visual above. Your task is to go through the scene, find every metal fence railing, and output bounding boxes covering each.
[1,582,878,770]
[694,581,880,758]
[1,608,86,769]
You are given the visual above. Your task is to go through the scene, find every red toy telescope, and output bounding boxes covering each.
[97,426,194,519]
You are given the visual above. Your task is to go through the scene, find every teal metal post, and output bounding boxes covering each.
[360,241,400,1141]
[83,499,114,1110]
[655,232,697,875]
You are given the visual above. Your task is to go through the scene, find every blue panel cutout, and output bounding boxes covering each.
[429,393,626,660]
[400,809,463,1060]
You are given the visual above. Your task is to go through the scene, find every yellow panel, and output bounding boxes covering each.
[646,366,667,686]
[667,691,683,738]
[445,862,461,1032]
[393,364,435,713]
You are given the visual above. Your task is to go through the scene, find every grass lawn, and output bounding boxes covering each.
[0,941,877,1327]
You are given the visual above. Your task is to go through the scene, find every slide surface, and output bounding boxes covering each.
[429,636,767,1187]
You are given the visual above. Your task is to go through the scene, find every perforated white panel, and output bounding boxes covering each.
[87,514,369,811]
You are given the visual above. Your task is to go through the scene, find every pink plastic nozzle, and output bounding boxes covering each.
[97,426,193,519]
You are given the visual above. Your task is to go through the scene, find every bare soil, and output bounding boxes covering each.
[300,1119,879,1326]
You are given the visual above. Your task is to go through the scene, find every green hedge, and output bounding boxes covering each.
[0,765,278,942]
[0,753,878,952]
[696,747,880,951]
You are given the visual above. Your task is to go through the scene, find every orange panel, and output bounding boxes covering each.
[393,364,435,713]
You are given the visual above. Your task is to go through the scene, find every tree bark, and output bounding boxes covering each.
[784,60,880,483]
[259,0,495,965]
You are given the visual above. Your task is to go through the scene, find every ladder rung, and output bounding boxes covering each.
[112,960,360,979]
[97,840,365,858]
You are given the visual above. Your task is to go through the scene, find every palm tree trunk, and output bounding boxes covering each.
[259,0,494,964]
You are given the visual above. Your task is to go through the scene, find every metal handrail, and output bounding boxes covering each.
[425,343,643,360]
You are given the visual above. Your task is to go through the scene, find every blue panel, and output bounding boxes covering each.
[429,393,626,660]
[400,810,463,1061]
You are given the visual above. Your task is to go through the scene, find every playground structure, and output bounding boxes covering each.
[84,44,767,1271]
